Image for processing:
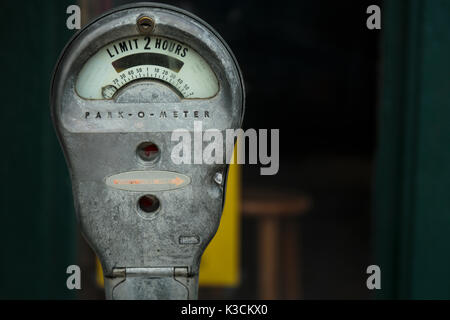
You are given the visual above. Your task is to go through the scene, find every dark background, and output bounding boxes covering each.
[1,0,448,300]
[111,0,381,299]
[0,0,381,299]
[14,0,450,300]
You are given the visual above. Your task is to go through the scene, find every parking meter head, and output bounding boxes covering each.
[50,3,244,299]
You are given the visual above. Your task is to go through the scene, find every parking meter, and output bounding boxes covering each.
[50,3,244,300]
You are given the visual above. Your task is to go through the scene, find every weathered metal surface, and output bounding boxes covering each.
[51,2,244,300]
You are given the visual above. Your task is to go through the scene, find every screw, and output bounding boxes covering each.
[101,85,117,99]
[213,172,223,185]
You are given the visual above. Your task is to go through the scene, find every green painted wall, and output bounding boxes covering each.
[0,1,75,299]
[375,0,450,299]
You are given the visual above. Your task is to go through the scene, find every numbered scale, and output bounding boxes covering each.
[76,35,219,100]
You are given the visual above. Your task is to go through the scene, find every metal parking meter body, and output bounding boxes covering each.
[50,3,244,300]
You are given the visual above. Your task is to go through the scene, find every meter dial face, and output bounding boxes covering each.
[76,36,219,100]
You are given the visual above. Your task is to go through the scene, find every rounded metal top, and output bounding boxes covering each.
[50,2,245,132]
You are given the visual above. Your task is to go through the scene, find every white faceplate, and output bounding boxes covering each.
[76,35,219,99]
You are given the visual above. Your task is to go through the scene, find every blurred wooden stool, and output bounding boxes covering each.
[242,189,311,300]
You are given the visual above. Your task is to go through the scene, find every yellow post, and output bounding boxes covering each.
[199,162,241,286]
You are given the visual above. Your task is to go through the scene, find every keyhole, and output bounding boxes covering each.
[137,16,154,34]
